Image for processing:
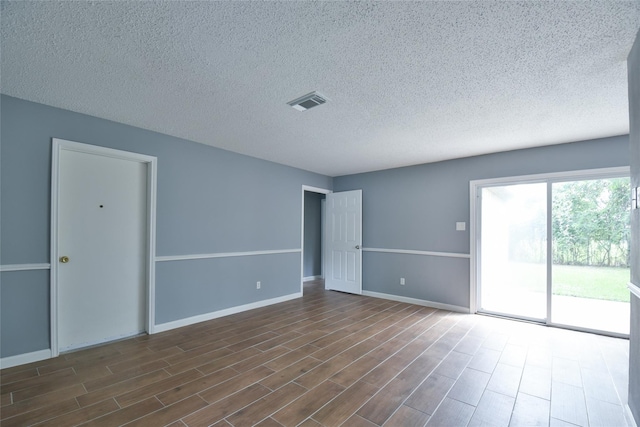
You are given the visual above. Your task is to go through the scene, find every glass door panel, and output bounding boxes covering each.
[551,178,631,335]
[480,183,547,321]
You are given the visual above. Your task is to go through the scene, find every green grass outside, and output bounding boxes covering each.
[553,264,630,302]
[509,262,630,303]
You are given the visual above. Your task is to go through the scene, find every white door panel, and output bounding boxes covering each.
[325,190,362,294]
[58,149,146,351]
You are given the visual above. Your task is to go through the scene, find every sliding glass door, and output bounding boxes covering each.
[479,183,547,320]
[476,170,630,336]
[551,178,630,335]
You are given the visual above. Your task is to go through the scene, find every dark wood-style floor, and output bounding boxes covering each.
[0,280,631,426]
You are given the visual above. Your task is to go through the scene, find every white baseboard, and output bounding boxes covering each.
[154,292,303,333]
[362,290,470,313]
[0,349,52,369]
[303,275,322,282]
[627,404,638,427]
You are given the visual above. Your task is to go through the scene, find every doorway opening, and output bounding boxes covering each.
[472,167,631,337]
[301,186,331,295]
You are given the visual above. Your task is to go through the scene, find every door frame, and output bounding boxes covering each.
[300,185,332,294]
[470,166,630,335]
[50,138,158,357]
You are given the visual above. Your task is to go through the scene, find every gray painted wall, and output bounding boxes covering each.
[0,95,332,358]
[334,136,630,308]
[303,191,324,278]
[0,271,50,356]
[156,253,301,324]
[0,92,633,370]
[627,28,640,425]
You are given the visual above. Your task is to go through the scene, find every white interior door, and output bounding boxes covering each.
[57,147,147,352]
[325,190,362,294]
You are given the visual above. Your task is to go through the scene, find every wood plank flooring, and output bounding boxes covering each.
[0,280,631,426]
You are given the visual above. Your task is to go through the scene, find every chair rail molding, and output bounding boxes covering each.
[0,263,51,272]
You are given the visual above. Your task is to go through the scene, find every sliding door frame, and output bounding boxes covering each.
[470,166,630,336]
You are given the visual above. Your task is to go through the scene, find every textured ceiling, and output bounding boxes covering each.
[2,1,640,176]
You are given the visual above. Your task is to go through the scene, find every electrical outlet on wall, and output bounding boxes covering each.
[400,278,405,285]
[256,281,261,289]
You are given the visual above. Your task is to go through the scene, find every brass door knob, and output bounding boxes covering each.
[59,256,70,263]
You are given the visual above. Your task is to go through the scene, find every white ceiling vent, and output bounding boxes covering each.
[287,91,328,111]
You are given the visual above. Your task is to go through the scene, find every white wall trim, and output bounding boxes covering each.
[469,180,479,314]
[629,282,640,299]
[363,247,470,259]
[302,185,333,194]
[0,263,51,272]
[154,292,302,333]
[0,349,52,369]
[362,290,470,313]
[50,138,158,356]
[303,275,322,282]
[470,166,630,188]
[147,153,158,334]
[156,249,301,262]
